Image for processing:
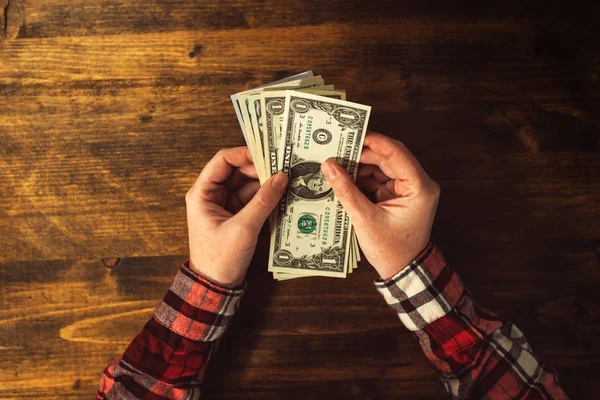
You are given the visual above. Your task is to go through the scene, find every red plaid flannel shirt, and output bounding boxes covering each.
[98,245,568,399]
[97,264,243,399]
[375,243,567,399]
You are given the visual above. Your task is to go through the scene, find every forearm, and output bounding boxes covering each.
[97,262,244,399]
[375,244,568,399]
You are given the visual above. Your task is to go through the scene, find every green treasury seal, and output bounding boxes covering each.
[297,214,317,234]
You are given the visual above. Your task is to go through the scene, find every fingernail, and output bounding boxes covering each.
[321,162,337,179]
[271,172,289,191]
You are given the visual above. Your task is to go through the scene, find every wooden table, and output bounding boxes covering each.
[1,1,598,398]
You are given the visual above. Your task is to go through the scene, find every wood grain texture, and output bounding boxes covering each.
[0,0,599,398]
[1,17,598,260]
[0,240,598,399]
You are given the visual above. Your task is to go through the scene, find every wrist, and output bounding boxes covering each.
[376,264,411,281]
[188,259,246,289]
[374,243,432,280]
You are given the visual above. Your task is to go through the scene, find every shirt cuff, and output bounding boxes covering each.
[374,243,464,331]
[152,261,245,341]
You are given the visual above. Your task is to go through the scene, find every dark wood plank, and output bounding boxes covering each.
[8,0,600,44]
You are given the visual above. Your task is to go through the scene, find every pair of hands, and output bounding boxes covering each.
[186,132,440,288]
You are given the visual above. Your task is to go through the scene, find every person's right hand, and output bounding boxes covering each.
[320,131,440,280]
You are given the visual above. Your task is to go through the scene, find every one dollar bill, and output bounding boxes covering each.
[261,89,346,179]
[268,91,370,278]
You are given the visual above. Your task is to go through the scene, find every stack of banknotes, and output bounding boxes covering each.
[231,71,371,280]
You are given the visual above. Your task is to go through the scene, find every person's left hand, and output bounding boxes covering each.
[185,147,288,288]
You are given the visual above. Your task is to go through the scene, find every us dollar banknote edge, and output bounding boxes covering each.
[230,71,315,152]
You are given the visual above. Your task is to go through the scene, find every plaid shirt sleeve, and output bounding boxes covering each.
[97,262,244,399]
[375,243,569,399]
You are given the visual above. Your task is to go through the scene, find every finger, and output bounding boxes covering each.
[226,167,257,190]
[239,163,259,179]
[372,167,391,183]
[357,177,383,193]
[357,162,390,183]
[364,131,398,157]
[197,147,253,187]
[357,175,408,202]
[362,132,423,181]
[360,147,420,182]
[360,148,387,167]
[236,180,261,206]
[375,181,397,203]
[226,193,244,214]
[357,164,378,178]
[187,185,228,209]
[320,160,378,222]
[234,172,289,231]
[225,180,261,214]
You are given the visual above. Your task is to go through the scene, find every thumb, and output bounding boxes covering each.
[321,161,376,222]
[234,172,288,230]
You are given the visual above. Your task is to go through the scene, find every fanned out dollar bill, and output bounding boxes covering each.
[230,73,370,279]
